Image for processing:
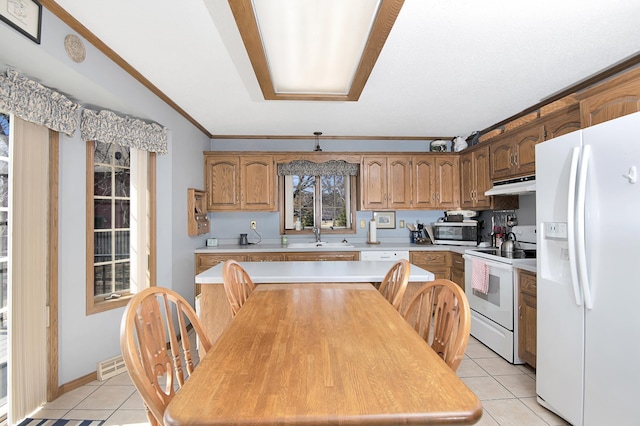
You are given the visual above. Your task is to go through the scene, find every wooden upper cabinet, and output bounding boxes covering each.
[413,156,437,209]
[460,145,491,209]
[240,156,277,211]
[387,157,413,209]
[362,154,459,210]
[412,155,459,209]
[577,67,640,127]
[490,123,543,180]
[433,155,460,209]
[204,153,276,212]
[541,104,581,140]
[361,156,411,210]
[205,155,239,210]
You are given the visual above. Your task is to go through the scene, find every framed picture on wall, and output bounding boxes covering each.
[0,0,42,44]
[373,211,396,229]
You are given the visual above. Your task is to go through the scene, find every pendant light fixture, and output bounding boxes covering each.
[314,131,323,151]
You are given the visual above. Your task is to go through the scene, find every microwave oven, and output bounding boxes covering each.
[432,221,479,246]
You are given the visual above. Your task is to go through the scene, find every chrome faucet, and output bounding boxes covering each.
[312,227,321,242]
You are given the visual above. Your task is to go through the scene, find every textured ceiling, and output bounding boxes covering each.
[51,0,640,138]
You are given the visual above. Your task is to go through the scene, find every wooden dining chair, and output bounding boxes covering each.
[222,259,256,317]
[378,258,411,311]
[402,279,471,371]
[120,287,212,426]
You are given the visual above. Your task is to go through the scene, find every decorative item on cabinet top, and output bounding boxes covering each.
[188,188,210,236]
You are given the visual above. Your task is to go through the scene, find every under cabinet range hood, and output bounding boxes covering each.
[485,175,536,196]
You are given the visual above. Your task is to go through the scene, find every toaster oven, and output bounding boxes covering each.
[432,220,479,246]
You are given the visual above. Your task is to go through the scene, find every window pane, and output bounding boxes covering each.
[94,199,111,229]
[94,167,112,196]
[114,200,130,228]
[114,147,130,167]
[94,264,111,297]
[114,169,129,197]
[292,175,315,228]
[0,212,6,257]
[114,262,130,292]
[0,161,7,208]
[94,141,113,165]
[0,114,9,157]
[94,231,112,263]
[114,231,130,260]
[321,175,347,229]
[0,262,6,310]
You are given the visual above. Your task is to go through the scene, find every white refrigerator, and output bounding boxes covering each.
[535,111,640,425]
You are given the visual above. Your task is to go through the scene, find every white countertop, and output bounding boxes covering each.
[195,242,468,254]
[196,260,435,284]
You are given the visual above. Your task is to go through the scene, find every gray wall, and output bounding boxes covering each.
[0,9,209,384]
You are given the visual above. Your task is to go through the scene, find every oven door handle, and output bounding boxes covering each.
[463,255,513,270]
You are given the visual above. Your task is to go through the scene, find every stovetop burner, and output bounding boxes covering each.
[470,248,537,259]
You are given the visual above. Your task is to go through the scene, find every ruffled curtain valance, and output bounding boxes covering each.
[81,109,168,154]
[277,160,359,176]
[0,68,79,136]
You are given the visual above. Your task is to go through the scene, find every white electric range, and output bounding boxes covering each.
[463,225,537,364]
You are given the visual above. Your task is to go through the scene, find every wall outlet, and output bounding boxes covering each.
[399,220,405,228]
[359,220,366,229]
[250,220,257,230]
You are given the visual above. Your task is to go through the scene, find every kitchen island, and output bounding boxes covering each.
[197,260,435,342]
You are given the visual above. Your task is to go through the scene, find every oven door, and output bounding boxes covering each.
[463,255,515,330]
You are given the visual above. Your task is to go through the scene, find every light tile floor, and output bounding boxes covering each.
[33,336,570,426]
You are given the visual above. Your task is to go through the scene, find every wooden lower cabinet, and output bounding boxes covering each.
[195,253,246,296]
[410,251,451,281]
[247,253,285,262]
[450,252,465,290]
[284,252,359,261]
[518,269,537,368]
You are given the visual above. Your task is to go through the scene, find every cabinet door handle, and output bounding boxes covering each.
[518,304,522,318]
[514,152,518,166]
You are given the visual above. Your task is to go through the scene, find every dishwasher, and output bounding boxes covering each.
[360,250,410,261]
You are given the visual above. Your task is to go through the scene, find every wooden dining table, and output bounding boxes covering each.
[165,283,482,425]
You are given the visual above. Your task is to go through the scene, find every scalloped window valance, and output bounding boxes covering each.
[0,68,79,136]
[80,109,168,154]
[277,160,359,176]
[0,68,168,154]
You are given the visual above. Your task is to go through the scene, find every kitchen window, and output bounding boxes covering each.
[86,141,155,314]
[279,160,358,234]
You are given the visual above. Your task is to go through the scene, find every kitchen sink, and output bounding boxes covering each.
[287,242,354,249]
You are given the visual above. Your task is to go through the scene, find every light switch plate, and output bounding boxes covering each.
[399,220,405,228]
[359,220,366,229]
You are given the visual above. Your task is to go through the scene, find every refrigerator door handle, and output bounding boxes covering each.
[567,146,583,306]
[576,145,593,309]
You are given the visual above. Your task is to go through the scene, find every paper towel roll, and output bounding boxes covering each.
[369,219,377,243]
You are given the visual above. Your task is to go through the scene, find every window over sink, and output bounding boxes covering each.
[278,160,358,234]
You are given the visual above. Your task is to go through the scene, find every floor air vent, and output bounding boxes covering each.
[97,355,127,381]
